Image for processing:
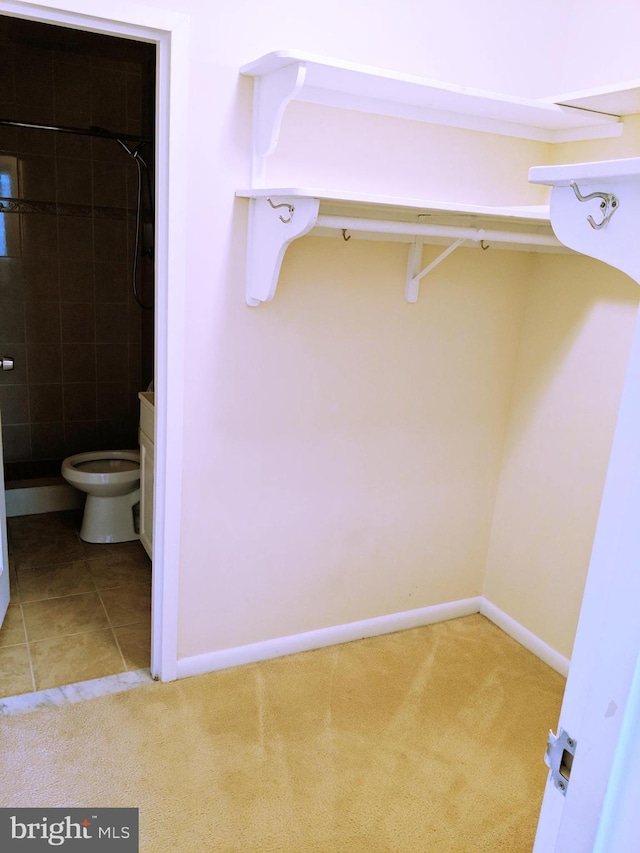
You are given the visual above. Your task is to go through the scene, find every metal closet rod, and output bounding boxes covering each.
[0,117,150,144]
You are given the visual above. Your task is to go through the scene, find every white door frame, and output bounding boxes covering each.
[2,0,188,681]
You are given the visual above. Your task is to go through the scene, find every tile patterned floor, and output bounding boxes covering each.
[0,510,152,698]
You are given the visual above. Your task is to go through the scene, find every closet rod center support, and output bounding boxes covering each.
[406,237,467,303]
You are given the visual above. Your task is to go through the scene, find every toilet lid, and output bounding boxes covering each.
[73,458,139,474]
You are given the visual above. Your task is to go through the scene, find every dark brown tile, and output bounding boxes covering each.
[22,258,60,301]
[96,343,127,383]
[58,260,94,302]
[92,161,128,210]
[62,342,96,382]
[0,300,25,344]
[127,304,142,342]
[27,343,62,384]
[95,303,127,343]
[124,161,139,210]
[0,120,18,153]
[29,383,63,423]
[93,218,127,264]
[53,61,91,128]
[96,382,129,420]
[12,532,84,572]
[63,420,97,455]
[0,258,24,301]
[90,67,127,131]
[25,301,61,344]
[18,155,56,202]
[97,417,137,450]
[57,215,93,262]
[94,262,128,303]
[14,125,55,157]
[21,214,59,262]
[54,133,92,161]
[0,384,29,424]
[56,158,92,206]
[13,46,54,110]
[126,74,143,134]
[30,421,65,460]
[2,424,30,461]
[61,302,95,342]
[63,383,96,422]
[91,136,119,163]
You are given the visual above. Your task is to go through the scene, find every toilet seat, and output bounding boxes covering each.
[62,451,140,494]
[73,457,139,474]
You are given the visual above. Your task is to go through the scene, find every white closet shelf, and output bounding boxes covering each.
[240,50,622,185]
[529,156,640,187]
[529,158,640,285]
[541,81,640,118]
[237,187,552,221]
[236,188,564,305]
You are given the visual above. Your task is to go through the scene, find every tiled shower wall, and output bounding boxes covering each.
[0,18,155,482]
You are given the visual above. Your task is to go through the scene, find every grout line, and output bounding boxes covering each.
[95,586,112,627]
[21,588,101,606]
[20,602,37,694]
[110,626,129,672]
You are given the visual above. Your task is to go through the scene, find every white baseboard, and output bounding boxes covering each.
[480,598,570,677]
[176,594,570,680]
[176,596,482,679]
[5,482,84,517]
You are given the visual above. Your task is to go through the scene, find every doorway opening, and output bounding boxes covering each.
[2,2,186,700]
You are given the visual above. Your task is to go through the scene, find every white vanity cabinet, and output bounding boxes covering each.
[138,391,155,559]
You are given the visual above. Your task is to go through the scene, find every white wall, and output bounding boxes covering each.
[556,0,640,95]
[483,254,639,658]
[171,0,569,658]
[179,236,530,654]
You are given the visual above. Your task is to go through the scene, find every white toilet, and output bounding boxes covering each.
[61,450,141,543]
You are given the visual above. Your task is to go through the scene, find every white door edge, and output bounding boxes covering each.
[535,303,640,850]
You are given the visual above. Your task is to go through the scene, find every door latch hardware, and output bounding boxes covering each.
[1,356,14,371]
[545,728,576,796]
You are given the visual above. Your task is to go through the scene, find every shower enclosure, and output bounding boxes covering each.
[0,16,155,488]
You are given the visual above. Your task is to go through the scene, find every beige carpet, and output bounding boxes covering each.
[0,614,564,852]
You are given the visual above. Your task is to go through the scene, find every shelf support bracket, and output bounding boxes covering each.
[405,237,466,303]
[251,62,307,186]
[245,195,320,305]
